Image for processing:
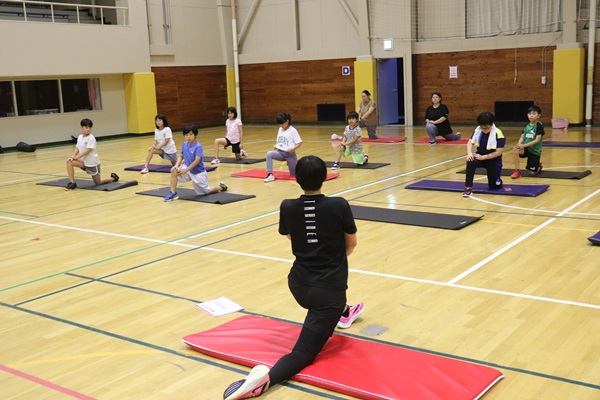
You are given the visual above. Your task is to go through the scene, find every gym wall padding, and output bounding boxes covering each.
[123,72,158,134]
[226,67,237,109]
[354,59,377,109]
[553,47,585,124]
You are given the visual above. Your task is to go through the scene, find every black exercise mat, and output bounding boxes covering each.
[351,205,482,230]
[136,187,255,204]
[202,156,265,164]
[456,168,591,180]
[37,178,138,191]
[543,141,600,148]
[324,161,390,169]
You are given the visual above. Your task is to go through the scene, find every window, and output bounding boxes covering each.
[61,78,102,112]
[0,78,102,117]
[467,0,562,38]
[0,82,15,118]
[15,80,60,115]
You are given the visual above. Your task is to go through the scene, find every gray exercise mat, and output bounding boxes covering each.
[324,161,390,169]
[351,205,482,230]
[456,168,591,180]
[37,178,138,191]
[202,156,265,164]
[136,187,255,204]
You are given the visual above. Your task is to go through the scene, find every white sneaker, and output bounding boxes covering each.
[240,149,248,158]
[140,167,149,174]
[211,158,220,164]
[264,173,275,182]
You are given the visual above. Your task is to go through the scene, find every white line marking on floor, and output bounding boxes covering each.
[448,188,600,284]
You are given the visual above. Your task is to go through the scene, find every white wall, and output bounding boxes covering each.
[237,0,361,64]
[148,0,226,66]
[0,0,149,145]
[0,75,128,148]
[0,0,151,76]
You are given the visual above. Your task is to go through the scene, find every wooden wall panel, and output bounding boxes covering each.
[152,66,228,130]
[413,47,555,125]
[239,58,356,123]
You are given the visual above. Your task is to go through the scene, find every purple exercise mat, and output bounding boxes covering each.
[588,231,600,245]
[405,179,549,197]
[125,164,217,173]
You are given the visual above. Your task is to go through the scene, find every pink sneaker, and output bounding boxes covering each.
[223,365,270,400]
[337,302,365,329]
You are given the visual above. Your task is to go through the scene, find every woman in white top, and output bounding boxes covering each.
[264,113,303,182]
[141,114,178,173]
[211,106,247,164]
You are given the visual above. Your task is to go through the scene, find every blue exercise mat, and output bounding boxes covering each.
[405,180,549,197]
[543,141,600,148]
[588,231,600,245]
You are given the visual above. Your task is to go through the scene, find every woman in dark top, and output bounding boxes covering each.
[223,155,364,400]
[425,92,460,144]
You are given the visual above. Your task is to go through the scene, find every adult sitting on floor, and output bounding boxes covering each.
[425,92,461,145]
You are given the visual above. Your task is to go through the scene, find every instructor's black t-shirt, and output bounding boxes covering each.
[279,194,357,290]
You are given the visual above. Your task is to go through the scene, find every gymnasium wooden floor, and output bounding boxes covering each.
[1,123,599,399]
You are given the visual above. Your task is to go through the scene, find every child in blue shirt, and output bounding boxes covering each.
[163,125,227,201]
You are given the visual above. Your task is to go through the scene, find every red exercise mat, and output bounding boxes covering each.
[183,315,503,400]
[230,169,339,181]
[415,138,469,144]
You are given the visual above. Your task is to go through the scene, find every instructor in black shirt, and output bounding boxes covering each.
[224,155,365,400]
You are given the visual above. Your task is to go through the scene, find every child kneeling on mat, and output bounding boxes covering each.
[331,111,368,170]
[463,112,506,197]
[140,114,178,174]
[263,113,303,182]
[65,118,119,190]
[211,106,247,164]
[511,105,545,179]
[163,124,227,201]
[223,155,364,400]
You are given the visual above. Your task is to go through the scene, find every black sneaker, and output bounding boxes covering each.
[219,182,228,192]
[111,173,119,182]
[363,154,369,164]
[65,182,77,191]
